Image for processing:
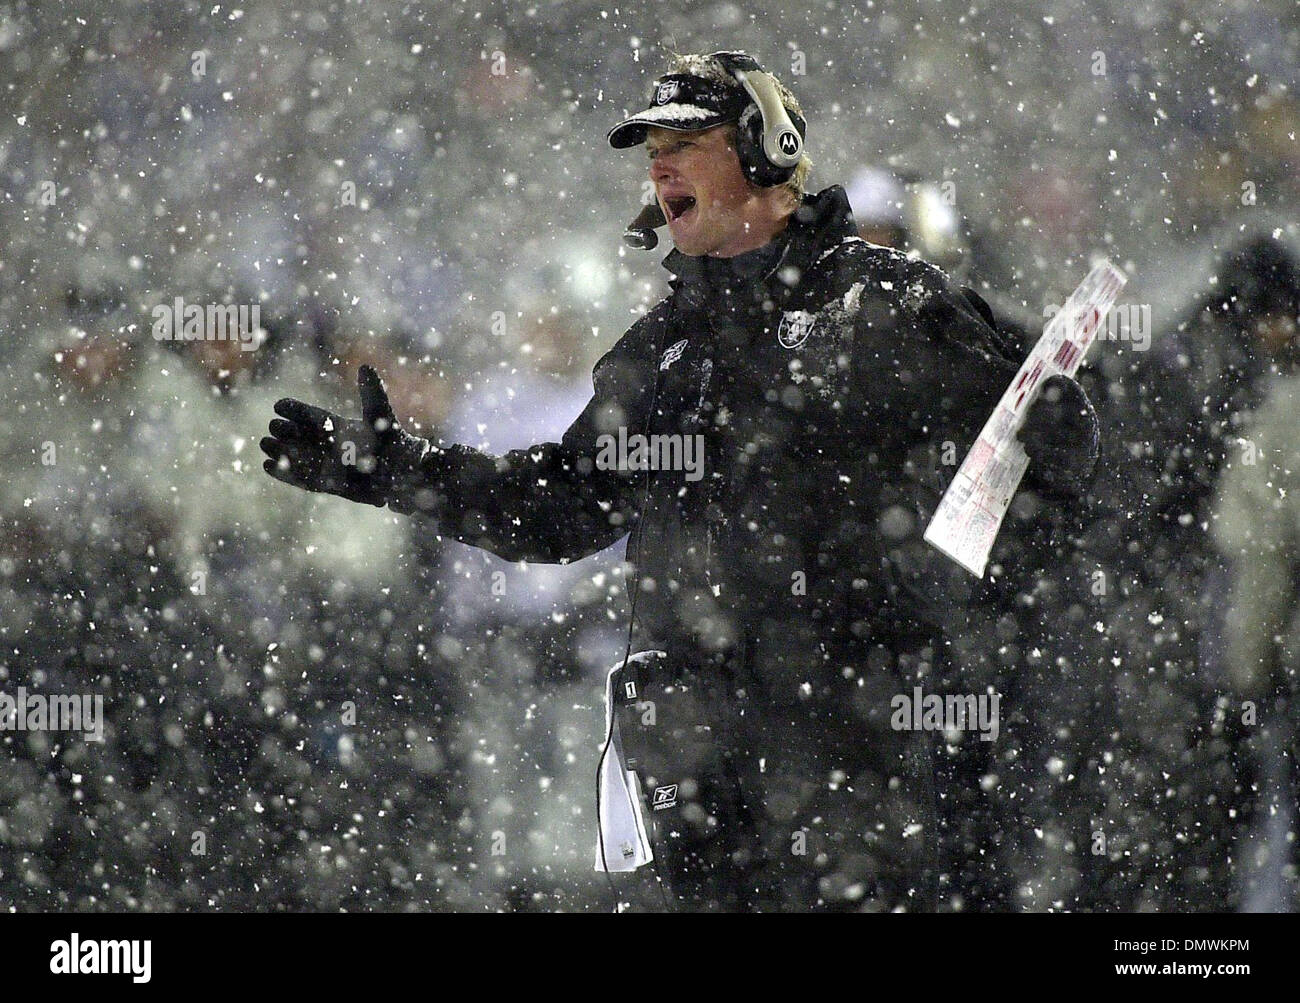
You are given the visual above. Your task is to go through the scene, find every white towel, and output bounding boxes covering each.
[593,653,661,872]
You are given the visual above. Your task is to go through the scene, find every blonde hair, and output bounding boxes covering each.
[667,52,812,207]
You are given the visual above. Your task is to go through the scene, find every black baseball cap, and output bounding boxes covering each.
[607,73,751,149]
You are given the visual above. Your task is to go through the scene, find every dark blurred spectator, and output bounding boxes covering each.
[1010,223,1300,910]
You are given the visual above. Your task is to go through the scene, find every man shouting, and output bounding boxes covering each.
[262,50,1099,911]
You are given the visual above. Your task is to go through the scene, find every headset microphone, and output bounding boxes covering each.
[623,201,667,250]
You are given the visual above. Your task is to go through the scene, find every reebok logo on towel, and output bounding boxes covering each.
[660,339,688,370]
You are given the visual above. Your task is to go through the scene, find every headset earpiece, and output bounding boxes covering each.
[710,50,806,188]
[736,104,806,187]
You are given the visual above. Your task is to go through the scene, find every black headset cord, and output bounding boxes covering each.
[595,323,675,913]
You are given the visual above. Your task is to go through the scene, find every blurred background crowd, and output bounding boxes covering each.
[0,0,1298,910]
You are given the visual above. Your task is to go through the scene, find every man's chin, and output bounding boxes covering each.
[667,227,710,256]
[666,212,711,254]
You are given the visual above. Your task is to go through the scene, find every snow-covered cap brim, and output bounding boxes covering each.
[608,104,733,148]
[608,73,749,149]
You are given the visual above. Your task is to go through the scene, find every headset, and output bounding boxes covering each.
[624,51,806,250]
[711,51,806,188]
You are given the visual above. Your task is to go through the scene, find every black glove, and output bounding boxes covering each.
[1015,373,1099,498]
[260,365,432,507]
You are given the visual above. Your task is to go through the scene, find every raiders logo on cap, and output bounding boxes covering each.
[654,80,679,105]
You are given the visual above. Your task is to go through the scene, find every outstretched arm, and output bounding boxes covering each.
[262,314,663,564]
[387,342,655,562]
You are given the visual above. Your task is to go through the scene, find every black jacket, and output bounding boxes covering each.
[393,186,1042,694]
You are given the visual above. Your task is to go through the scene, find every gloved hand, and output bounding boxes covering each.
[260,365,432,507]
[1016,373,1099,497]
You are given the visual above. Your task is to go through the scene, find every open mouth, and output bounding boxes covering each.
[663,195,697,223]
